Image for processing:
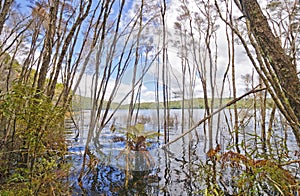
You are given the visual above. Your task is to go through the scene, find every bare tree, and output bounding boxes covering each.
[76,0,162,181]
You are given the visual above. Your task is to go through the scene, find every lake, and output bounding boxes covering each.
[65,109,300,195]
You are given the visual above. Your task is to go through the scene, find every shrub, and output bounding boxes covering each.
[0,83,70,195]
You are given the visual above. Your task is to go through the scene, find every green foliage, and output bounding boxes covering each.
[112,123,158,173]
[0,53,21,72]
[0,83,70,195]
[127,124,160,139]
[114,123,161,151]
[197,149,299,195]
[72,95,121,110]
[235,160,297,195]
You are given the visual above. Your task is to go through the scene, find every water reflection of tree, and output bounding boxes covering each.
[79,164,160,195]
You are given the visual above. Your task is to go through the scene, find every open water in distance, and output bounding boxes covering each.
[65,109,299,195]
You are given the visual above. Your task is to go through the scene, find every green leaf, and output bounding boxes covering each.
[134,123,144,133]
[128,123,144,135]
[143,131,162,138]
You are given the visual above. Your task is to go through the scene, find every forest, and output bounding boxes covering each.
[0,0,299,195]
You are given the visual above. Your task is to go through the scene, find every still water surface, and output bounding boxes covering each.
[65,109,299,195]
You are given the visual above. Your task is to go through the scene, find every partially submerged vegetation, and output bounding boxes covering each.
[0,0,299,195]
[198,145,299,195]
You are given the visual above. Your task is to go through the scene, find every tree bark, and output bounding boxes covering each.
[47,0,92,99]
[36,1,58,93]
[0,0,14,36]
[237,0,300,145]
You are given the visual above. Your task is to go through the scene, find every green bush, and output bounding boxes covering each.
[0,83,70,195]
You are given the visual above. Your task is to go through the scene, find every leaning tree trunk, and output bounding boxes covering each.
[0,0,14,36]
[236,0,300,147]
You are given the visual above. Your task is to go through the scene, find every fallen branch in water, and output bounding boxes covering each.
[161,86,266,149]
[279,159,300,167]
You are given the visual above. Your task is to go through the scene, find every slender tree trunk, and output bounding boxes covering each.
[36,2,59,94]
[180,29,186,133]
[0,0,13,36]
[161,0,169,143]
[231,26,240,153]
[128,1,143,127]
[47,0,92,99]
[259,80,267,152]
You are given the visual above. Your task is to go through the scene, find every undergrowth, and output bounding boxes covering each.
[0,84,70,195]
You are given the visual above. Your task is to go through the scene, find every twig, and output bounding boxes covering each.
[279,159,300,167]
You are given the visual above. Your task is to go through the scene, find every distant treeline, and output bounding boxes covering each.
[72,95,274,110]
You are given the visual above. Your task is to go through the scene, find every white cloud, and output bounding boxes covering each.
[74,0,259,103]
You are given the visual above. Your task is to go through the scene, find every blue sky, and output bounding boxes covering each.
[13,0,255,103]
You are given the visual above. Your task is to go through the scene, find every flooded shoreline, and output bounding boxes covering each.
[65,109,300,195]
